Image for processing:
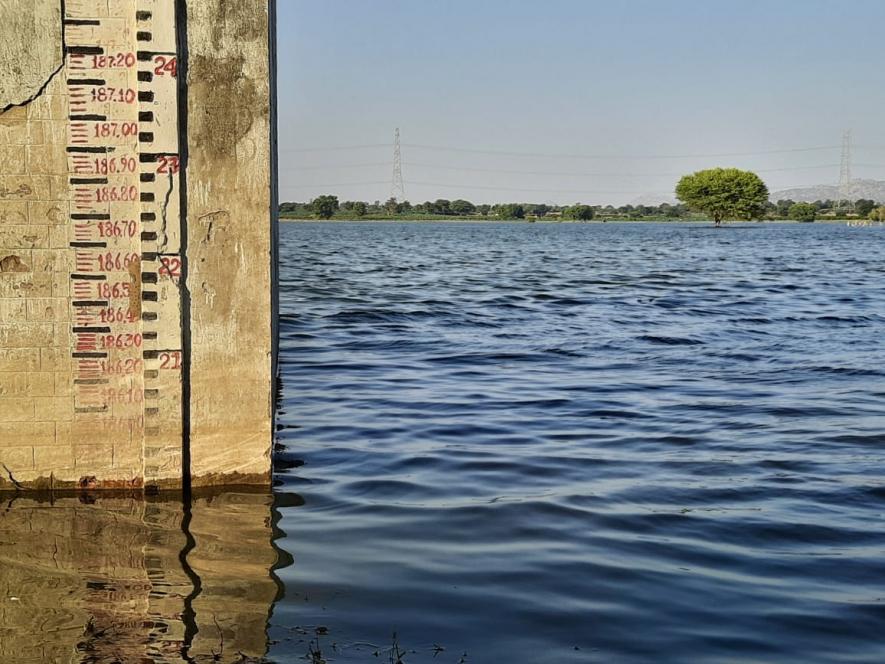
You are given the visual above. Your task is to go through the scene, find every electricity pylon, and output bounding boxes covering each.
[391,128,405,202]
[839,130,853,212]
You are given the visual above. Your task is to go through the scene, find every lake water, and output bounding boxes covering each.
[4,221,885,663]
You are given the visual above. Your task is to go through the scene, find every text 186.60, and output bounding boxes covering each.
[97,252,139,271]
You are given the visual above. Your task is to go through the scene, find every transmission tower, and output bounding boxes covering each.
[391,128,405,202]
[839,129,853,211]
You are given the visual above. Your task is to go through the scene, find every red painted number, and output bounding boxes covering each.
[97,220,138,238]
[100,359,142,375]
[92,157,137,174]
[90,87,136,104]
[92,53,136,68]
[158,257,181,278]
[97,282,131,299]
[153,56,178,77]
[101,333,142,349]
[93,122,138,138]
[159,351,182,370]
[97,252,140,271]
[95,186,138,203]
[99,307,137,324]
[157,155,180,174]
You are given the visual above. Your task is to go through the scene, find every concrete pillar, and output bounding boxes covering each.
[0,0,277,489]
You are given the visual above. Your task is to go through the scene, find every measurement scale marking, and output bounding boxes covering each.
[60,0,190,484]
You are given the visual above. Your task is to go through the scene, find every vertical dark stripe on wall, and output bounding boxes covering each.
[174,0,193,494]
[269,0,280,437]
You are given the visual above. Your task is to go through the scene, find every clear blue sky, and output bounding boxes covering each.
[276,0,885,206]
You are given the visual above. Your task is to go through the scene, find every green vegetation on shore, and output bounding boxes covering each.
[281,171,883,222]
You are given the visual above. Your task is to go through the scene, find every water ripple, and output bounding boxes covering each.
[273,222,885,663]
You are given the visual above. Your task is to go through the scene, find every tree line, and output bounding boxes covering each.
[281,196,693,220]
[282,180,884,223]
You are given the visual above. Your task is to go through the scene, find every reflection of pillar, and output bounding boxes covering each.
[188,492,282,660]
[0,490,281,663]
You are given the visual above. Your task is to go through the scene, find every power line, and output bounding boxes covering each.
[278,160,848,177]
[279,180,388,189]
[401,142,842,160]
[278,143,390,153]
[404,180,658,195]
[279,162,389,172]
[277,141,843,159]
[402,161,842,178]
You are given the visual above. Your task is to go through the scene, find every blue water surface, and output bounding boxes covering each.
[271,221,885,663]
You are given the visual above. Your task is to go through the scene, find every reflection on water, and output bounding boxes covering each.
[0,490,293,664]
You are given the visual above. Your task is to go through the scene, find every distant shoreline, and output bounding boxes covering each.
[279,216,856,225]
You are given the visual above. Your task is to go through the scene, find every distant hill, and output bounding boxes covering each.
[770,179,885,203]
[629,192,678,206]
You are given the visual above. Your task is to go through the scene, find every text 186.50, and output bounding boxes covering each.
[96,282,131,299]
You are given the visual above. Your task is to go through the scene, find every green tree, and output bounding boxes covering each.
[675,167,769,226]
[855,199,876,217]
[788,202,817,222]
[869,206,885,222]
[310,195,339,219]
[530,203,550,217]
[450,199,476,216]
[496,203,525,219]
[428,199,452,215]
[775,199,796,217]
[477,204,491,216]
[352,201,367,217]
[564,204,594,220]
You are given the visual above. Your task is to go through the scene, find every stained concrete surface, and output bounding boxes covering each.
[0,1,277,489]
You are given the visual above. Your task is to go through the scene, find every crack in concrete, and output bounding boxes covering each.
[158,169,175,253]
[0,0,66,116]
[0,61,64,116]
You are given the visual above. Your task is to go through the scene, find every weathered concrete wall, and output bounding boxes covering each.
[0,491,281,662]
[186,0,276,486]
[0,1,276,489]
